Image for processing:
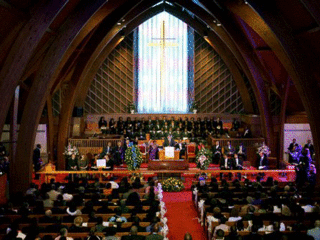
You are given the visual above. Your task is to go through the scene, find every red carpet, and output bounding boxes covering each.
[163,191,206,240]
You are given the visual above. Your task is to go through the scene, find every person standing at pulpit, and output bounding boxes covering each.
[224,141,235,157]
[257,151,268,170]
[164,134,175,147]
[113,141,124,166]
[236,143,247,161]
[149,141,159,161]
[212,141,222,164]
[98,116,107,134]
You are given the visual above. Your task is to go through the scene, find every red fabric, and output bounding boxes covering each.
[163,191,206,239]
[187,145,195,153]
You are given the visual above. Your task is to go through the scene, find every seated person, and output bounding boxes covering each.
[103,154,114,171]
[69,216,89,232]
[108,208,128,223]
[68,154,78,171]
[224,141,235,156]
[236,142,247,161]
[220,154,234,180]
[257,151,268,170]
[98,116,107,134]
[233,154,243,180]
[231,118,240,131]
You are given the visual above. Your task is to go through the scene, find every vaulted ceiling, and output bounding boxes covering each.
[1,0,320,191]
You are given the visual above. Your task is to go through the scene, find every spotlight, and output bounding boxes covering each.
[216,23,222,27]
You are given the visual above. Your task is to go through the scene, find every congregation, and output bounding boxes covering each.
[0,176,165,240]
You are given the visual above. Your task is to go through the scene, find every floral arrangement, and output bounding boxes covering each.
[130,172,143,182]
[64,144,80,158]
[162,177,185,192]
[196,147,212,170]
[124,143,143,170]
[256,142,271,157]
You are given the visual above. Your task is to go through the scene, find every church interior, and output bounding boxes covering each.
[1,0,320,239]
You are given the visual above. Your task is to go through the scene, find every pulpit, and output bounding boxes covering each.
[158,148,180,160]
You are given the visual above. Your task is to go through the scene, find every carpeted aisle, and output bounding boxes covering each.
[163,191,206,240]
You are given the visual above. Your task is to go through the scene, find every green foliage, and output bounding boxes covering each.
[162,177,185,192]
[196,147,212,170]
[124,145,143,170]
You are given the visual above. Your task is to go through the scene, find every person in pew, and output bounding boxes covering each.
[102,226,118,240]
[69,216,89,233]
[44,217,69,233]
[145,224,163,240]
[108,208,128,223]
[181,128,190,140]
[122,225,146,240]
[213,217,230,239]
[243,225,263,240]
[97,201,114,214]
[39,210,57,223]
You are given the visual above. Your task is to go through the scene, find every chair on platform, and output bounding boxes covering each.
[139,145,148,163]
[187,143,196,162]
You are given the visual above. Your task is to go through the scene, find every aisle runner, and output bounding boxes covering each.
[163,191,206,240]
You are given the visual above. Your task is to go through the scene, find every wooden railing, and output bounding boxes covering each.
[68,137,123,148]
[208,136,265,148]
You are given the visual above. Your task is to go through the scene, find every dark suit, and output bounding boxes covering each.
[257,155,268,170]
[236,145,247,161]
[224,144,235,156]
[212,145,222,164]
[33,147,41,172]
[163,138,175,147]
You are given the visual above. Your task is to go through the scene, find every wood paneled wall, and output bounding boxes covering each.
[194,33,244,113]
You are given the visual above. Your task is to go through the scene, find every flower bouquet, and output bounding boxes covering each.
[162,177,185,192]
[196,147,212,170]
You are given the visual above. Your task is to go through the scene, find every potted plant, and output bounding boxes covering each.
[190,101,198,114]
[127,102,136,114]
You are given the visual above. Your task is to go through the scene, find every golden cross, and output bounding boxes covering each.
[148,20,178,109]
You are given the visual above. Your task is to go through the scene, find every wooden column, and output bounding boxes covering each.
[9,86,19,183]
[46,96,54,163]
